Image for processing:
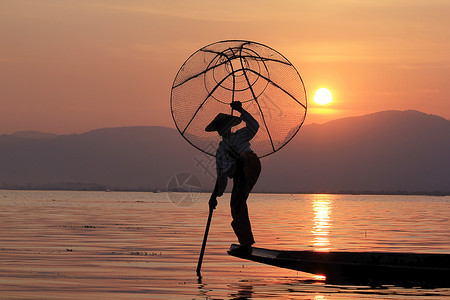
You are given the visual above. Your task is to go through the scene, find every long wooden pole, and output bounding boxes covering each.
[197,163,220,277]
[196,205,214,276]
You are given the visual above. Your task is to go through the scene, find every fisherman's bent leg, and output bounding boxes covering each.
[230,166,255,246]
[242,152,261,191]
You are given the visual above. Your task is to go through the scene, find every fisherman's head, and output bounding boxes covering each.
[205,113,241,137]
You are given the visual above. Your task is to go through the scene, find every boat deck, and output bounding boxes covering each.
[227,244,450,287]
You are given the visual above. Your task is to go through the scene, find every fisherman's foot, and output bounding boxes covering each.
[235,244,253,254]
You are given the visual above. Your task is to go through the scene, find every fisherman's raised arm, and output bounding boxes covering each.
[231,101,259,138]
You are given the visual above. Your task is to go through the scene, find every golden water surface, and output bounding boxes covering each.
[0,191,449,299]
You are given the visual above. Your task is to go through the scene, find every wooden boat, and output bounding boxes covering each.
[227,244,450,287]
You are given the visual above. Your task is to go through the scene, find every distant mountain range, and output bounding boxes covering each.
[0,110,449,194]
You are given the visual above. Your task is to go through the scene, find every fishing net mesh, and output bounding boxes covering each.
[171,40,307,158]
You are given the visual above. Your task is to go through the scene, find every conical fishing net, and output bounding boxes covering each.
[171,40,307,158]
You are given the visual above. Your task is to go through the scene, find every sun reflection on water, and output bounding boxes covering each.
[313,274,326,281]
[311,194,333,252]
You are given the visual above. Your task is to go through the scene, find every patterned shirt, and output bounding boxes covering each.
[215,110,259,195]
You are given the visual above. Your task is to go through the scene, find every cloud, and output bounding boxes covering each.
[89,1,271,23]
[0,57,16,63]
[86,0,335,24]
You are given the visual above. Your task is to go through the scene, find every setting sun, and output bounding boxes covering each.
[314,88,333,105]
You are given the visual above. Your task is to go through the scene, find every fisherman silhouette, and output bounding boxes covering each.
[205,101,261,252]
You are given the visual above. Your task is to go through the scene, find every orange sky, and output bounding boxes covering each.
[1,0,449,134]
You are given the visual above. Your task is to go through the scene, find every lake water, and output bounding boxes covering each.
[0,190,449,299]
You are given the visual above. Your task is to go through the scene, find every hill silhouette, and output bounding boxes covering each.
[0,126,198,191]
[260,110,449,194]
[0,110,448,194]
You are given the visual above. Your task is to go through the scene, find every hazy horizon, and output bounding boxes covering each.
[1,110,448,194]
[2,108,448,136]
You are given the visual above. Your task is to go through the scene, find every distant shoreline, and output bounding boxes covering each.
[0,186,448,196]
